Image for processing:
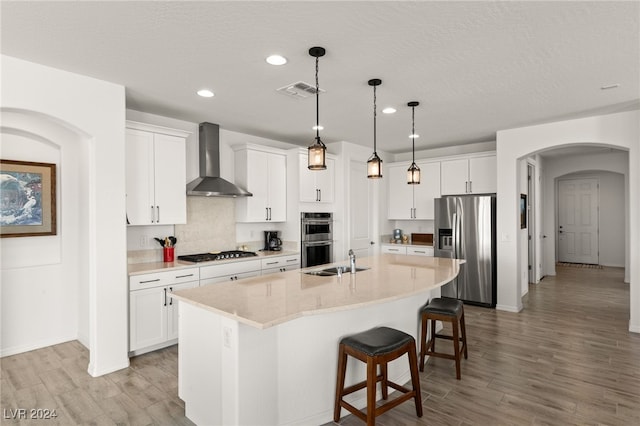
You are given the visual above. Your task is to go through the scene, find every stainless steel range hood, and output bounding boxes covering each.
[186,122,252,197]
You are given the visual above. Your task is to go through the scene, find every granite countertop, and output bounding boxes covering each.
[128,250,300,276]
[171,254,464,329]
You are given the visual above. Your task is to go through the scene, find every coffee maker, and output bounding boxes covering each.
[264,231,282,251]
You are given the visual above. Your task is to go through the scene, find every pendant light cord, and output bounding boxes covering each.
[315,56,320,141]
[373,84,377,154]
[411,105,416,163]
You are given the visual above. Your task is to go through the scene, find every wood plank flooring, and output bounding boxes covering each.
[2,266,638,425]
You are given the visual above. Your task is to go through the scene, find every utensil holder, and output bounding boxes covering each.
[163,247,175,263]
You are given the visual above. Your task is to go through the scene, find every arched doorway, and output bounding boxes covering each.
[495,110,639,333]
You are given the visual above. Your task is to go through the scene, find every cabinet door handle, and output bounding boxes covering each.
[286,259,297,263]
[150,206,155,223]
[175,274,194,279]
[269,207,272,220]
[266,208,269,221]
[163,288,167,306]
[469,181,472,193]
[318,189,321,202]
[266,261,278,265]
[169,287,173,305]
[156,206,160,222]
[140,278,160,284]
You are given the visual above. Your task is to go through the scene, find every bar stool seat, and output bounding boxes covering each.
[419,298,468,379]
[334,326,423,426]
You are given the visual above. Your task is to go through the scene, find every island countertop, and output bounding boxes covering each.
[171,254,464,329]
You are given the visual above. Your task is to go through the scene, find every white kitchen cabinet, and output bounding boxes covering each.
[381,245,407,255]
[407,246,434,256]
[441,154,496,195]
[200,259,262,286]
[125,121,189,225]
[381,244,433,256]
[299,153,335,203]
[387,161,441,220]
[129,267,199,354]
[235,146,287,222]
[261,254,300,275]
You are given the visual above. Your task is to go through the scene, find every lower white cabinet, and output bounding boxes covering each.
[129,268,199,354]
[261,254,300,275]
[407,246,434,256]
[200,259,262,286]
[381,245,407,255]
[381,244,434,256]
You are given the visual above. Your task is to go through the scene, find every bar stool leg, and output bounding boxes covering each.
[366,359,376,426]
[419,317,428,372]
[430,318,436,353]
[452,317,461,380]
[334,345,347,422]
[380,362,388,400]
[408,343,424,417]
[460,309,468,359]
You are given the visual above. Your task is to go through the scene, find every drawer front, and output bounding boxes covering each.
[200,270,261,286]
[381,245,407,255]
[260,254,300,270]
[200,259,262,280]
[407,247,434,256]
[130,268,199,291]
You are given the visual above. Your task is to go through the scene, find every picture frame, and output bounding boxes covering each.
[1,159,57,237]
[520,193,527,229]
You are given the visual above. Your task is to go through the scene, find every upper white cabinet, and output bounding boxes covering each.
[234,146,287,222]
[387,161,441,220]
[125,121,189,225]
[440,154,496,195]
[299,153,335,203]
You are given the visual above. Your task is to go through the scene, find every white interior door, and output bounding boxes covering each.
[558,178,599,264]
[349,160,373,259]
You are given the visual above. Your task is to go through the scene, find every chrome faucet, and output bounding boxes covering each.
[348,249,356,274]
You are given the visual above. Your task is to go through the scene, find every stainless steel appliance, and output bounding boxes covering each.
[301,212,333,267]
[177,250,257,263]
[435,195,496,307]
[264,230,282,251]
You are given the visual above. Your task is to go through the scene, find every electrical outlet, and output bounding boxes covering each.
[139,235,147,248]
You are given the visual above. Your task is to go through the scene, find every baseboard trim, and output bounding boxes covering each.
[0,334,77,358]
[88,358,130,377]
[496,304,522,313]
[629,322,640,334]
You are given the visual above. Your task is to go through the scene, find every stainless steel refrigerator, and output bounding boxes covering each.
[435,195,496,308]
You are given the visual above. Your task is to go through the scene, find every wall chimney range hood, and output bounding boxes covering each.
[186,122,252,197]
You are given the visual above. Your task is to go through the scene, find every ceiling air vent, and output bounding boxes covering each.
[276,81,326,99]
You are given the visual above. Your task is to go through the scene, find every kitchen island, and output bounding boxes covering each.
[171,254,464,426]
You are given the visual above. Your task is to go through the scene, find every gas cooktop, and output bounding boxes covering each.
[177,250,258,263]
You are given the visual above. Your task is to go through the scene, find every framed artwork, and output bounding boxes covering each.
[520,194,527,229]
[0,159,57,237]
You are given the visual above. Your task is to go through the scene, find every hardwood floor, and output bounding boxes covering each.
[2,266,638,425]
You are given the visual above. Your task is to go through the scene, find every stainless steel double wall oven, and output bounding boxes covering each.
[301,212,333,267]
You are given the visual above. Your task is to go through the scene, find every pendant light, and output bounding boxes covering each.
[308,46,327,170]
[367,78,383,179]
[407,101,421,184]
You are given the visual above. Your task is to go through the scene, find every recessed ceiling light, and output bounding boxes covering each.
[410,134,420,139]
[197,89,214,98]
[266,55,287,65]
[382,107,396,114]
[600,83,620,90]
[312,125,324,131]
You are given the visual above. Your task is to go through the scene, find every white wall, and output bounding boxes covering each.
[496,110,639,334]
[1,55,129,374]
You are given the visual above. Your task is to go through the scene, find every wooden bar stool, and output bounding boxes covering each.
[419,297,468,379]
[334,326,423,426]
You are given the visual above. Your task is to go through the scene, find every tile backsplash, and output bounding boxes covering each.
[174,197,236,255]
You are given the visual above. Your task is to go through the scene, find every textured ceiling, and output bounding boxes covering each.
[2,1,639,154]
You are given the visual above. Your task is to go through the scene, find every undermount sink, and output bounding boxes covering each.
[304,266,370,276]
